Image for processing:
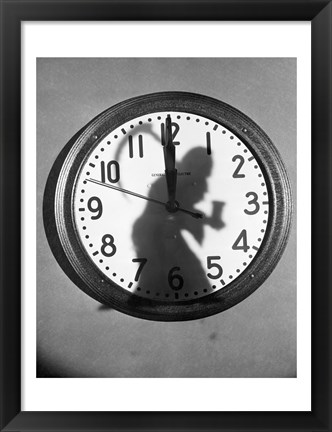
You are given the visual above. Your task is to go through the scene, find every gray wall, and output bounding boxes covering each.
[37,58,296,377]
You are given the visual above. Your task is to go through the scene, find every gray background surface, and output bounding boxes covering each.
[37,58,296,377]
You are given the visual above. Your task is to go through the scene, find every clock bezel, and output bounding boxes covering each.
[43,91,292,321]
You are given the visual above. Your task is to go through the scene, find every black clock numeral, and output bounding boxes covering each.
[128,135,144,159]
[232,229,249,252]
[206,132,212,155]
[132,258,147,281]
[232,155,246,178]
[168,266,184,291]
[161,121,180,146]
[244,192,260,215]
[100,160,120,184]
[171,122,180,145]
[87,196,103,220]
[101,234,117,257]
[206,256,223,279]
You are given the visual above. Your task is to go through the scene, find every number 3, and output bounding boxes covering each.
[244,192,260,215]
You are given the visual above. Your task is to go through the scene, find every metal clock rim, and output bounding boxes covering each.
[43,91,293,321]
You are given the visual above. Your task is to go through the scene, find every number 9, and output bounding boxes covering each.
[87,196,103,220]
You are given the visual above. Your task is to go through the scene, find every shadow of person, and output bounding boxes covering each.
[130,147,225,302]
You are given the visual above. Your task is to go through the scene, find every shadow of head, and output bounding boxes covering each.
[177,147,213,205]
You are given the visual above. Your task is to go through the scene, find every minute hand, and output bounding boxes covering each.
[86,179,203,219]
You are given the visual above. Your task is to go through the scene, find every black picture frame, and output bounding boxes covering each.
[0,1,331,431]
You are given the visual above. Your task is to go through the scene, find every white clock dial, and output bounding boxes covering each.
[73,111,270,302]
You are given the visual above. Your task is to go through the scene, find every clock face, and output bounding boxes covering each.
[73,112,269,302]
[44,92,292,320]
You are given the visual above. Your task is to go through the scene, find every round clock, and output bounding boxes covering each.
[43,92,292,321]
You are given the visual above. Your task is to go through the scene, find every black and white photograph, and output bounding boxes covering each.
[37,57,296,378]
[2,2,332,430]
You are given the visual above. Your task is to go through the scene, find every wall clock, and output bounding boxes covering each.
[43,92,292,321]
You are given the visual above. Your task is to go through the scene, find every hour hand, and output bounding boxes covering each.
[163,114,177,211]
